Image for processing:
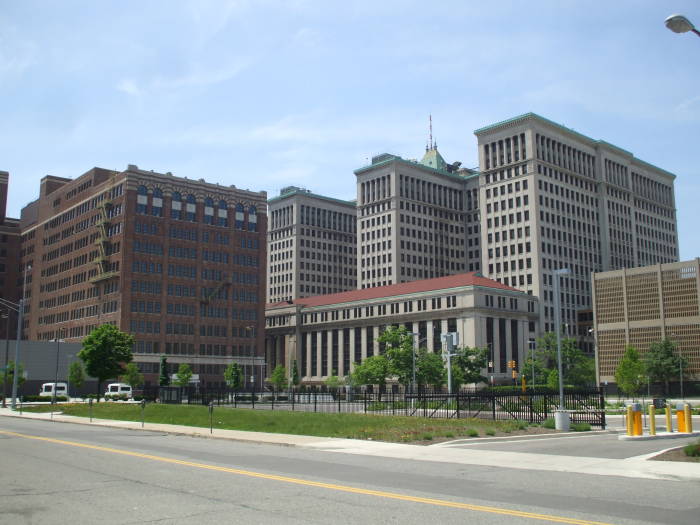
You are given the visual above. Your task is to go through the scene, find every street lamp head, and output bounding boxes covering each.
[665,14,695,34]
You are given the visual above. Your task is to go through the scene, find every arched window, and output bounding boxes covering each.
[204,197,214,225]
[248,206,257,231]
[186,194,196,222]
[235,203,245,230]
[136,185,148,214]
[171,191,182,220]
[218,200,228,227]
[152,188,163,217]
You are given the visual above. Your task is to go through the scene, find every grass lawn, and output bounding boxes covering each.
[22,403,545,443]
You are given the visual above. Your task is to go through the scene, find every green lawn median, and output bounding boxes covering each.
[23,403,546,443]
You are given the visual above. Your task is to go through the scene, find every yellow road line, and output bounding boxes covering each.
[0,429,613,525]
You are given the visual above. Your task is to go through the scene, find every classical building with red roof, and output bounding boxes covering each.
[265,272,538,385]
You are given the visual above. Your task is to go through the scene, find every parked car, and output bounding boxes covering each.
[39,382,69,398]
[104,383,133,399]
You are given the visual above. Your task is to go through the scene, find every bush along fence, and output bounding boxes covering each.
[148,386,606,429]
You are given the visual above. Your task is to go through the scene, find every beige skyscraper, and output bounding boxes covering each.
[474,113,678,340]
[354,146,481,290]
[267,186,357,304]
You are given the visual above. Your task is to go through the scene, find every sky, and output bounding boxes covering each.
[1,1,699,260]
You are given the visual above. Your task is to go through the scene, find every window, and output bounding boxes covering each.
[235,203,245,230]
[204,197,214,224]
[218,200,228,227]
[248,206,257,231]
[186,194,196,222]
[136,185,148,214]
[171,192,182,220]
[152,188,163,217]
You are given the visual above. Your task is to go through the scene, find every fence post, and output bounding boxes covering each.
[292,387,295,411]
[364,389,367,414]
[314,390,317,413]
[492,392,496,420]
[528,393,533,423]
[338,388,341,413]
[456,392,460,419]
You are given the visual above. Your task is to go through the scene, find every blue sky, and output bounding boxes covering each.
[2,1,699,259]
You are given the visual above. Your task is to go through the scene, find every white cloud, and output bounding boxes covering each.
[116,78,141,96]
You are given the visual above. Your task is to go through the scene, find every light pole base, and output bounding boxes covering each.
[554,410,570,431]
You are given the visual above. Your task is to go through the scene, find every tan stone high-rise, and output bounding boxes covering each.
[474,113,678,344]
[267,187,357,303]
[354,148,481,290]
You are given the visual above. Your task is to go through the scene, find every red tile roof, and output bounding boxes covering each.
[267,272,522,309]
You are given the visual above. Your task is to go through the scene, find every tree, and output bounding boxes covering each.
[224,362,243,390]
[415,350,445,389]
[174,363,193,388]
[290,359,300,386]
[122,362,144,389]
[270,365,287,391]
[2,361,26,391]
[452,346,489,386]
[68,361,85,395]
[534,332,595,388]
[379,326,415,387]
[645,338,687,396]
[324,370,342,389]
[352,355,390,397]
[78,324,134,400]
[614,346,646,398]
[158,356,170,387]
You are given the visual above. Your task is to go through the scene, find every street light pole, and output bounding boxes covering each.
[553,268,571,430]
[2,312,9,408]
[528,339,536,390]
[665,14,700,38]
[51,330,65,406]
[11,264,31,410]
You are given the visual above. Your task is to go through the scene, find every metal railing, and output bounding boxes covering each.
[148,385,606,428]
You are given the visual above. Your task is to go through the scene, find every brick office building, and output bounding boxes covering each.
[19,165,267,388]
[0,171,21,340]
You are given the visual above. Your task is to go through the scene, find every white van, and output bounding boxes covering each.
[104,383,133,399]
[39,382,69,398]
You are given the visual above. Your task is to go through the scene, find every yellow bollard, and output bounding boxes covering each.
[626,405,633,436]
[677,403,687,433]
[685,404,693,433]
[633,407,643,436]
[665,404,673,433]
[648,404,656,436]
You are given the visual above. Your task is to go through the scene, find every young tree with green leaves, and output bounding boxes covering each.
[158,356,170,387]
[415,350,445,389]
[534,332,595,388]
[324,370,342,389]
[174,363,193,388]
[68,361,85,396]
[224,362,243,390]
[644,338,686,396]
[452,346,489,387]
[378,325,416,387]
[2,361,25,391]
[78,324,134,400]
[290,359,301,386]
[352,355,390,399]
[270,364,287,391]
[614,346,646,399]
[122,362,144,390]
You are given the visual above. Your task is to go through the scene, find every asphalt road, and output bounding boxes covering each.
[1,418,698,525]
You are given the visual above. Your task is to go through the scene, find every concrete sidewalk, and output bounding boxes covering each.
[2,407,699,483]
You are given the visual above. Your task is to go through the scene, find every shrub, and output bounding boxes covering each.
[485,429,495,436]
[684,440,700,457]
[467,429,479,437]
[422,434,433,441]
[570,422,592,432]
[21,395,69,402]
[444,432,455,438]
[367,402,387,411]
[542,418,556,429]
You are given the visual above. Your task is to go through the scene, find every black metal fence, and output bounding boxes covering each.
[149,386,606,428]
